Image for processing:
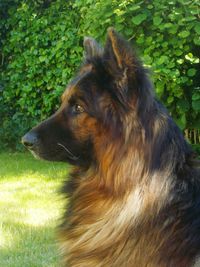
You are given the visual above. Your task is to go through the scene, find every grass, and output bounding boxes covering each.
[0,152,68,267]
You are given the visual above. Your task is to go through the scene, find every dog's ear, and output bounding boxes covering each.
[104,28,140,96]
[83,37,103,58]
[104,28,135,69]
[104,28,153,111]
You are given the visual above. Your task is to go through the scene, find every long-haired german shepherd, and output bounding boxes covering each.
[22,28,200,267]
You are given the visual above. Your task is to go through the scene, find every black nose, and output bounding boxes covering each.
[21,131,38,149]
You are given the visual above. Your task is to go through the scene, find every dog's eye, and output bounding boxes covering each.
[72,104,84,114]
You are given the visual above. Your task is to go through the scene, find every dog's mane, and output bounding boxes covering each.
[60,29,200,267]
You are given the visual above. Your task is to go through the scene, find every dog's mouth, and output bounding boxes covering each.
[57,142,79,161]
[27,142,79,162]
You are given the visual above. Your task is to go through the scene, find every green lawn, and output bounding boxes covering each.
[0,152,68,267]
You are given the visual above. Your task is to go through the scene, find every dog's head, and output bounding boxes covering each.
[22,28,154,166]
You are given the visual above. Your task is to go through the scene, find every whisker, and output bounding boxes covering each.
[57,142,79,160]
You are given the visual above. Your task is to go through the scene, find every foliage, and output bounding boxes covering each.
[0,0,200,150]
[75,0,200,130]
[0,0,82,150]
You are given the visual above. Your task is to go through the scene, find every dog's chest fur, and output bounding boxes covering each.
[58,172,196,267]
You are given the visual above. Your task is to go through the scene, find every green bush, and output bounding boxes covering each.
[75,0,200,130]
[1,0,82,150]
[0,0,199,150]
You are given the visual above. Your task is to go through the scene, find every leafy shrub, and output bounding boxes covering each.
[0,0,199,150]
[75,0,200,130]
[0,0,82,150]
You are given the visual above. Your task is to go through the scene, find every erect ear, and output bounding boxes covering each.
[104,28,154,110]
[103,28,145,103]
[104,27,138,71]
[83,36,103,59]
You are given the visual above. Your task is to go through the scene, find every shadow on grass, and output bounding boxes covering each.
[1,220,61,267]
[0,151,66,266]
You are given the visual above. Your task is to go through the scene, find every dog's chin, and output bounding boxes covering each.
[28,148,79,164]
[29,149,54,161]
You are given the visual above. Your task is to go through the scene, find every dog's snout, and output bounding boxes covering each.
[21,131,38,149]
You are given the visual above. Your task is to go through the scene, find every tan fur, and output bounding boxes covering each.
[58,117,175,266]
[23,28,199,267]
[107,27,123,68]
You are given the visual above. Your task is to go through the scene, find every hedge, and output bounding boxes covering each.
[0,0,199,150]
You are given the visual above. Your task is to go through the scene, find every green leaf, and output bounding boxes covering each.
[180,76,189,83]
[132,13,147,25]
[194,37,200,45]
[167,95,174,104]
[168,25,178,34]
[136,35,144,44]
[153,16,162,26]
[185,15,196,22]
[162,42,168,48]
[187,68,196,77]
[146,36,153,44]
[157,55,168,65]
[164,23,173,28]
[180,114,186,129]
[175,114,186,130]
[192,100,200,111]
[194,23,200,34]
[192,93,200,101]
[156,81,165,95]
[178,31,190,38]
[143,55,152,64]
[129,5,140,11]
[147,4,153,9]
[175,50,183,56]
[39,56,46,62]
[177,99,190,112]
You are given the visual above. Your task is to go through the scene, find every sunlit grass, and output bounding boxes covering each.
[0,152,68,267]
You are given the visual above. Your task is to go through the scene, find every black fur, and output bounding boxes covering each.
[22,28,200,267]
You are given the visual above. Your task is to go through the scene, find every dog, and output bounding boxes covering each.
[22,28,200,267]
